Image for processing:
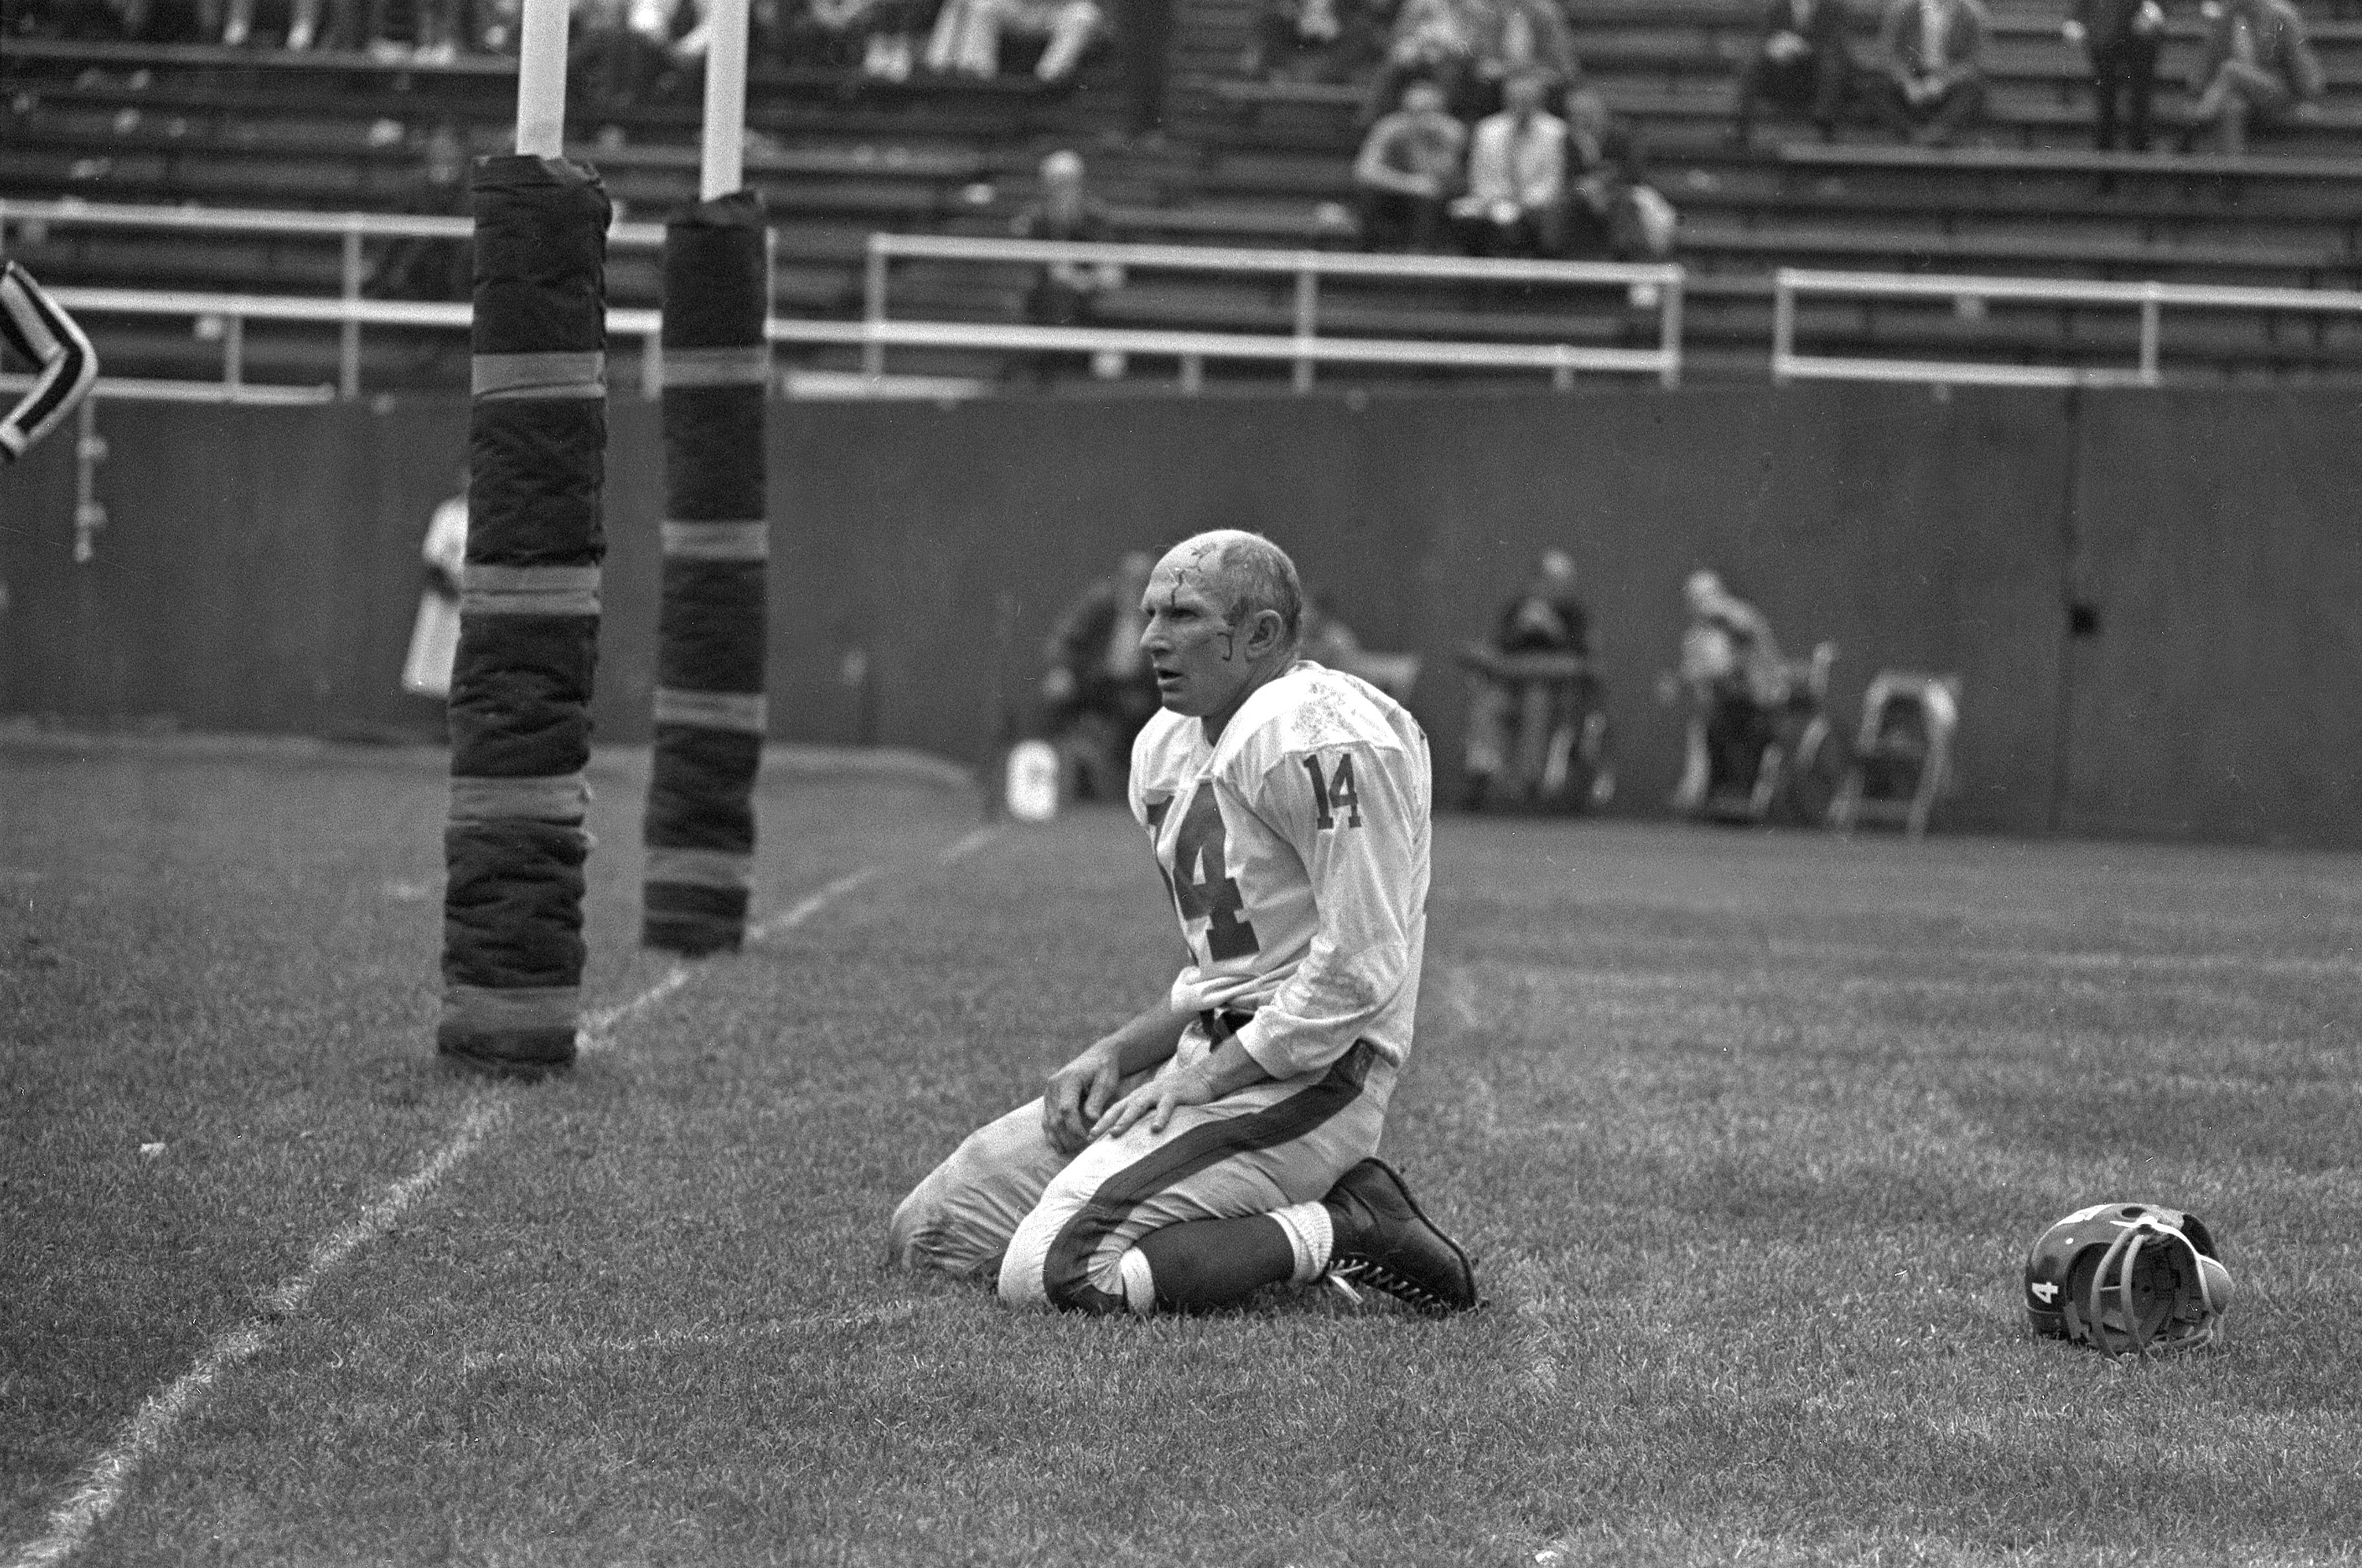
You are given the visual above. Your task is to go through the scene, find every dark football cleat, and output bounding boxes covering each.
[1324,1158,1479,1315]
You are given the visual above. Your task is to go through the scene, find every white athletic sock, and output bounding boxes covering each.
[1116,1247,1157,1316]
[1268,1200,1334,1285]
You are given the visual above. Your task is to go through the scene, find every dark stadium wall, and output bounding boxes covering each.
[2062,390,2362,845]
[1,386,2354,846]
[749,385,2072,834]
[0,402,471,738]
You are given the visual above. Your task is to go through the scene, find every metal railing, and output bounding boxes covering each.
[0,198,668,398]
[3,199,1687,398]
[1772,268,2362,388]
[863,232,1687,390]
[28,199,2362,398]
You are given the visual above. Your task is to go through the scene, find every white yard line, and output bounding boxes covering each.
[746,864,885,943]
[4,1096,509,1568]
[936,824,1002,865]
[4,855,909,1568]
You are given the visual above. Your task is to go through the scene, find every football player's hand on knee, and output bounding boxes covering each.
[1091,1065,1217,1141]
[1042,1046,1120,1155]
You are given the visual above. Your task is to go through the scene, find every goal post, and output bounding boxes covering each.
[436,0,613,1073]
[641,0,775,956]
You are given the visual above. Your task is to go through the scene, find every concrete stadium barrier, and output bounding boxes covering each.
[2,386,2355,848]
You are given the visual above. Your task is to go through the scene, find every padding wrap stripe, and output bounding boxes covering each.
[659,344,772,387]
[644,845,755,890]
[462,564,602,617]
[642,884,752,954]
[661,520,769,560]
[653,687,767,733]
[438,982,582,1034]
[472,350,606,399]
[450,772,590,823]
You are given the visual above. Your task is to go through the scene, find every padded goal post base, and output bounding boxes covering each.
[436,153,612,1073]
[642,190,772,956]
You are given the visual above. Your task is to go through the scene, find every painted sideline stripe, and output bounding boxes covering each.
[3,1096,509,1568]
[939,825,1001,864]
[0,859,898,1568]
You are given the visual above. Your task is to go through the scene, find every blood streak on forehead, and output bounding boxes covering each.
[1147,541,1234,616]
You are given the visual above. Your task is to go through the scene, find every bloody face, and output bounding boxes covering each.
[1139,550,1257,721]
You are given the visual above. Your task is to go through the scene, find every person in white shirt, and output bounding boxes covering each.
[890,530,1479,1318]
[402,480,469,701]
[1451,71,1568,256]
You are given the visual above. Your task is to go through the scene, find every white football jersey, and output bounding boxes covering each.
[1128,660,1431,1082]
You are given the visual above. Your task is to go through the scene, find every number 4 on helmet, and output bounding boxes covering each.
[2024,1202,2234,1357]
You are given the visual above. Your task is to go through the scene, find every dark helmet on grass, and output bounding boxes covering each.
[2023,1202,2233,1356]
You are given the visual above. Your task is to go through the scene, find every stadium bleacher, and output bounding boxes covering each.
[6,0,2362,387]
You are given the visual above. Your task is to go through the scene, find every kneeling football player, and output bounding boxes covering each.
[890,529,1479,1317]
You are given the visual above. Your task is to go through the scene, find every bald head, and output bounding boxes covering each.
[1155,530,1303,653]
[1139,531,1305,733]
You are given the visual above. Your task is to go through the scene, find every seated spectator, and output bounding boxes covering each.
[1038,549,1162,801]
[368,120,472,305]
[480,0,521,49]
[926,0,1099,80]
[1011,150,1124,380]
[1671,568,1785,812]
[1465,0,1579,118]
[1451,71,1568,257]
[1353,77,1468,253]
[1729,0,1857,146]
[783,0,930,79]
[383,0,473,59]
[213,0,454,52]
[1243,0,1385,83]
[2185,0,2323,156]
[16,0,133,39]
[1361,0,1481,125]
[1299,588,1366,671]
[1564,84,1677,259]
[1462,548,1598,808]
[1864,0,1986,146]
[571,0,678,113]
[2064,0,2164,152]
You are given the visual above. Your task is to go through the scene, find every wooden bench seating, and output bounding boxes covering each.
[1777,139,2362,187]
[0,34,1104,143]
[1683,221,2360,283]
[13,11,2362,386]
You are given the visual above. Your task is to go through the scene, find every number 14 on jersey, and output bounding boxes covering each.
[1301,753,1363,830]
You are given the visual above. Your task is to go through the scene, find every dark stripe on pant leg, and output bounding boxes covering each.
[1040,1039,1374,1315]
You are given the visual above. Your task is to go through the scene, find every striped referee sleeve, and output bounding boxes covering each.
[0,261,98,464]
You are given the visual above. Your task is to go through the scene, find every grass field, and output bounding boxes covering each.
[5,731,2361,1567]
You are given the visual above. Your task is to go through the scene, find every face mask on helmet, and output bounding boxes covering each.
[2023,1202,2233,1357]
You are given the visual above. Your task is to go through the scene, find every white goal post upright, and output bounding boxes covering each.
[514,0,572,157]
[702,0,752,201]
